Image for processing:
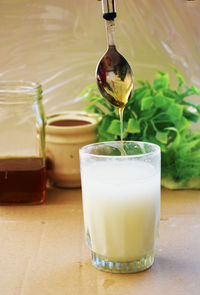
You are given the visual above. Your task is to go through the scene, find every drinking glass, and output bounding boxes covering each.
[79,141,160,273]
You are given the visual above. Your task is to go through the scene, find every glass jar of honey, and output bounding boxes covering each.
[0,81,46,204]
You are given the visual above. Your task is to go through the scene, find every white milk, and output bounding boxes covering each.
[81,160,160,262]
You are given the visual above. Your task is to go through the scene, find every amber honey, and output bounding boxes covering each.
[49,119,91,127]
[0,157,46,204]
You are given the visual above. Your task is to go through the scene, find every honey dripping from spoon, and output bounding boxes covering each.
[96,0,134,154]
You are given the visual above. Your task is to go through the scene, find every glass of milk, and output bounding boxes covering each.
[79,141,160,273]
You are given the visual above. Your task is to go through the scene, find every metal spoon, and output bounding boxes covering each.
[96,0,134,109]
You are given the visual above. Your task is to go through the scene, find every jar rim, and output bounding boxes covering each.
[0,80,41,93]
[0,80,42,103]
[46,111,101,134]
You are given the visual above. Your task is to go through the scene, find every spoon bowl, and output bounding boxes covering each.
[96,45,134,108]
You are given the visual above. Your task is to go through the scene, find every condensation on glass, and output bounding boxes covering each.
[0,81,46,204]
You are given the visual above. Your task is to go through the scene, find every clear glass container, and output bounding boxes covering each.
[80,141,160,273]
[0,81,46,204]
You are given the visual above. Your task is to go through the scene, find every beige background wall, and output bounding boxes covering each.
[0,0,199,114]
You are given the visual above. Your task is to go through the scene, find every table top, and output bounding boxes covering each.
[0,187,200,295]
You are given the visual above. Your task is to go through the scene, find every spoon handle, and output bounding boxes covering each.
[105,20,116,47]
[101,0,117,20]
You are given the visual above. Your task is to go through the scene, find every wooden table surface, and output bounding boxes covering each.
[0,187,199,295]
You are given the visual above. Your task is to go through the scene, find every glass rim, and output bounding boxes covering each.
[0,80,41,94]
[79,141,160,159]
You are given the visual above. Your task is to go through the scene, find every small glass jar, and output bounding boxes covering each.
[0,81,46,204]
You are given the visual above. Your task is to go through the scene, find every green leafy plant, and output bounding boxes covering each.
[81,67,200,189]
